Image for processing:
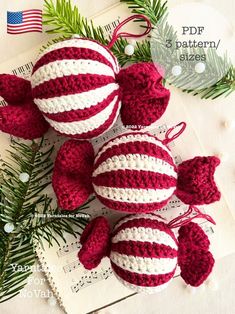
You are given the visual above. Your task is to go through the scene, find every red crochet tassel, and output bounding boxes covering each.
[52,140,95,210]
[117,63,170,130]
[0,74,49,139]
[176,156,221,205]
[78,216,111,270]
[177,222,214,287]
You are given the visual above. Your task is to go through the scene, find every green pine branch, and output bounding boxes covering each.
[43,0,107,43]
[121,0,235,99]
[42,0,235,99]
[0,138,90,302]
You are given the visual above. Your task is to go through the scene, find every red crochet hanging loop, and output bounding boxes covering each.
[107,14,152,49]
[163,121,187,145]
[168,205,216,229]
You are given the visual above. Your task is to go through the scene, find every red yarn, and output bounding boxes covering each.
[78,216,110,270]
[176,156,221,205]
[0,74,49,139]
[117,63,170,130]
[178,222,214,286]
[52,140,94,210]
[78,214,215,291]
[107,14,152,49]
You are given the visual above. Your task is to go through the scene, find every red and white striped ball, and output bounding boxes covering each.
[92,132,177,213]
[110,214,178,293]
[31,38,121,139]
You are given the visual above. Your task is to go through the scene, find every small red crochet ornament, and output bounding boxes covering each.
[78,207,216,293]
[0,15,169,140]
[52,122,221,211]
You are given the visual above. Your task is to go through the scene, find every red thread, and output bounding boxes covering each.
[167,205,216,229]
[107,14,152,49]
[162,122,187,145]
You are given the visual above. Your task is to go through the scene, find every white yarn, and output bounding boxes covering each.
[44,96,120,135]
[35,38,120,74]
[92,153,177,178]
[113,214,166,231]
[34,83,119,113]
[31,59,115,88]
[111,226,178,250]
[110,252,177,275]
[95,133,173,164]
[114,272,171,294]
[93,185,176,204]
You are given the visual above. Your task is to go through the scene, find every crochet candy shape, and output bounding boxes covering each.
[78,213,215,293]
[176,156,221,205]
[52,127,221,211]
[0,38,169,140]
[0,75,49,139]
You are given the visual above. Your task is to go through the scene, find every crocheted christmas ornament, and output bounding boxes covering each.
[0,15,170,140]
[0,75,49,139]
[78,209,215,293]
[52,123,221,211]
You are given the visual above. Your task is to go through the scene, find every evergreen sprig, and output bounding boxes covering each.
[42,0,235,99]
[0,138,90,302]
[121,0,235,99]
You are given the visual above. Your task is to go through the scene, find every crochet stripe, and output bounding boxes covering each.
[113,213,166,231]
[93,185,176,204]
[112,217,178,246]
[31,59,115,88]
[112,226,178,250]
[93,170,176,190]
[41,90,119,123]
[111,261,176,287]
[111,241,178,259]
[94,133,173,166]
[34,83,119,114]
[32,74,115,100]
[95,194,171,213]
[44,95,119,135]
[113,272,171,293]
[50,99,121,139]
[110,251,177,275]
[93,155,177,178]
[33,46,115,74]
[34,38,119,73]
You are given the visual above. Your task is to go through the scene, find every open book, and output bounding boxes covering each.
[1,3,235,314]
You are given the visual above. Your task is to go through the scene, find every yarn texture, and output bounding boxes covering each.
[0,75,49,139]
[0,38,170,140]
[176,156,221,205]
[52,130,221,212]
[92,132,177,213]
[52,140,94,210]
[78,213,215,293]
[117,63,170,129]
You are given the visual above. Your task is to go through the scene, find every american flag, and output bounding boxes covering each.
[7,9,42,34]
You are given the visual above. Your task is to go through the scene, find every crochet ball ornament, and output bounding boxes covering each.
[52,123,221,211]
[0,15,170,140]
[92,132,177,212]
[31,38,121,139]
[78,212,215,293]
